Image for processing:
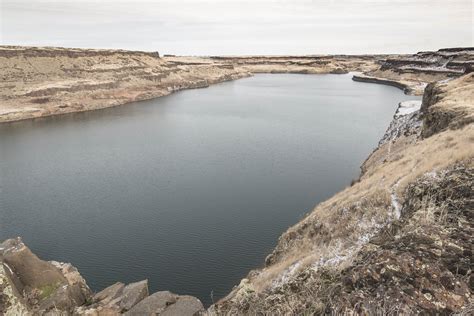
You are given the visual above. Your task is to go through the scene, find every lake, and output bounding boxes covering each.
[0,74,419,306]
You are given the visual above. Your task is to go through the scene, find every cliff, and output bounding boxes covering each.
[0,46,393,123]
[2,46,471,124]
[0,47,473,315]
[211,71,474,315]
[0,237,205,315]
[0,46,249,123]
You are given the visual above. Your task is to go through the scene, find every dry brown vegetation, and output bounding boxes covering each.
[0,46,385,123]
[212,72,474,315]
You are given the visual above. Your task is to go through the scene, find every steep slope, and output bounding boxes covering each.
[211,73,473,315]
[0,46,250,122]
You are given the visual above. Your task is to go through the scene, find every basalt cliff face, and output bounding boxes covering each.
[0,46,413,123]
[1,46,472,124]
[0,237,205,315]
[0,47,473,315]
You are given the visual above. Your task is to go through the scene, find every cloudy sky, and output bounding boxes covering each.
[1,0,472,55]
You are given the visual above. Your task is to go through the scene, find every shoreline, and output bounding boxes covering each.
[2,46,470,124]
[352,74,413,93]
[0,72,416,126]
[3,45,451,124]
[0,71,252,125]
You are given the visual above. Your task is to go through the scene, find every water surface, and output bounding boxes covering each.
[0,74,419,306]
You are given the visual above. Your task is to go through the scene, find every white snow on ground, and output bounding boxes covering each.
[425,171,438,179]
[270,215,394,289]
[390,180,402,220]
[413,82,428,91]
[395,100,422,117]
[438,50,474,57]
[271,261,302,288]
[400,66,464,74]
[439,77,455,84]
[271,181,408,290]
[270,100,428,289]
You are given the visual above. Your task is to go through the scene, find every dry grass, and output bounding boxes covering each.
[251,142,459,286]
[454,302,474,316]
[215,73,474,309]
[251,188,393,292]
[214,161,473,315]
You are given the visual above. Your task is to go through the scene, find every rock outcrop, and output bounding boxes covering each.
[2,46,471,123]
[354,48,474,96]
[0,238,204,315]
[0,237,91,314]
[421,73,474,138]
[0,46,251,123]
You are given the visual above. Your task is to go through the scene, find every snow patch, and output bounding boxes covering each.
[395,100,422,117]
[425,171,438,179]
[271,261,302,288]
[391,192,402,220]
[390,179,403,220]
[270,213,395,290]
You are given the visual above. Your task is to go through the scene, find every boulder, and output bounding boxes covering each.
[117,280,149,311]
[1,237,67,289]
[0,263,30,315]
[0,237,93,314]
[85,280,148,313]
[39,283,88,312]
[50,261,93,304]
[0,237,91,315]
[1,239,204,315]
[160,296,204,316]
[124,291,177,315]
[93,282,125,304]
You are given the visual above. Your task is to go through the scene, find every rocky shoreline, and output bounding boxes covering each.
[1,47,473,315]
[0,237,206,315]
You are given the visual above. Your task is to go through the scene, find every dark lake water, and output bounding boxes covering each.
[0,74,419,306]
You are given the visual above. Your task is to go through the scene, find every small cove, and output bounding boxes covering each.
[0,74,420,306]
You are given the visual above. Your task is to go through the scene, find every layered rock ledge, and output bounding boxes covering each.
[0,237,205,315]
[1,46,471,123]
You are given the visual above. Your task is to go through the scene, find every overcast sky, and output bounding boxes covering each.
[1,0,472,55]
